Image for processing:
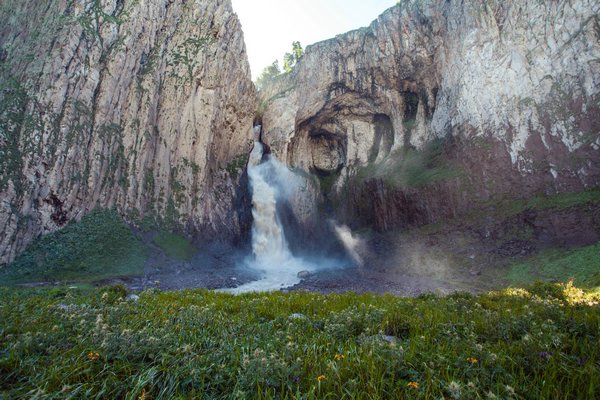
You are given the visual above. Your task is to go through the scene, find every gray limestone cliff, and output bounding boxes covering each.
[259,0,600,232]
[0,0,255,265]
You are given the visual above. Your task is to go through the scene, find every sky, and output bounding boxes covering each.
[230,0,398,79]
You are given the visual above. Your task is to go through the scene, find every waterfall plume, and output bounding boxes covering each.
[227,140,313,293]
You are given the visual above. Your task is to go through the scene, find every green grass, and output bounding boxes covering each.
[0,209,147,286]
[152,231,196,261]
[507,243,600,290]
[490,187,600,216]
[412,188,600,236]
[0,283,598,399]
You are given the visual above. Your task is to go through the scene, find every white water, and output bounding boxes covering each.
[227,141,314,293]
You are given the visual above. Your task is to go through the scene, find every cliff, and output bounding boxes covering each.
[0,0,255,264]
[259,0,600,231]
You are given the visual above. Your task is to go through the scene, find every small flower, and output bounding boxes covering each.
[87,351,100,361]
[180,344,193,353]
[407,381,419,389]
[317,375,327,382]
[467,357,478,363]
[505,385,516,397]
[138,388,148,400]
[448,381,462,399]
[334,354,345,361]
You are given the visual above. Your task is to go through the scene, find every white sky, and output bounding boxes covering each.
[230,0,398,79]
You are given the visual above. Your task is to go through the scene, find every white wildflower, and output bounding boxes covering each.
[448,381,462,399]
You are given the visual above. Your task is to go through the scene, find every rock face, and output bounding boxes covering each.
[259,0,600,231]
[0,0,255,265]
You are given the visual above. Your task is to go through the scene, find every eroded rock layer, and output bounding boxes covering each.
[0,0,255,264]
[259,0,600,231]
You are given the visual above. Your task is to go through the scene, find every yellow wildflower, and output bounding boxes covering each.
[87,351,100,361]
[317,375,326,382]
[467,357,478,363]
[334,354,345,361]
[407,381,419,389]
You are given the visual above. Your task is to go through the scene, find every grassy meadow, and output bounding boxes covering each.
[0,190,598,398]
[0,282,598,399]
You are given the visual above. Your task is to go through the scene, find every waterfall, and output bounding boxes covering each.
[248,142,292,265]
[228,139,312,293]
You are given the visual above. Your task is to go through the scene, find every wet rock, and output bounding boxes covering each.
[297,270,311,279]
[289,313,307,320]
[379,335,399,344]
[363,334,399,344]
[127,294,140,303]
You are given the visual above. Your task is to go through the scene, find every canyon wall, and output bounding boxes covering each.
[259,0,600,231]
[0,0,255,265]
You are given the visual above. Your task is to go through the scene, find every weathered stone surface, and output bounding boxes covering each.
[260,0,600,231]
[0,0,255,264]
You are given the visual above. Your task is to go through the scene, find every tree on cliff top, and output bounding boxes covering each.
[255,42,303,90]
[255,60,281,90]
[283,41,303,73]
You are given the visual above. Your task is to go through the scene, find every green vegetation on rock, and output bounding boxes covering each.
[498,187,600,215]
[0,77,29,195]
[167,35,213,85]
[0,209,147,286]
[413,187,600,237]
[0,282,598,399]
[152,231,195,261]
[354,138,463,189]
[226,153,249,179]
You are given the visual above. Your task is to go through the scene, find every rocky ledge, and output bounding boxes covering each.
[259,0,600,233]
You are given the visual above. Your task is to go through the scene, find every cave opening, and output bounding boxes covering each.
[403,91,419,122]
[370,113,395,162]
